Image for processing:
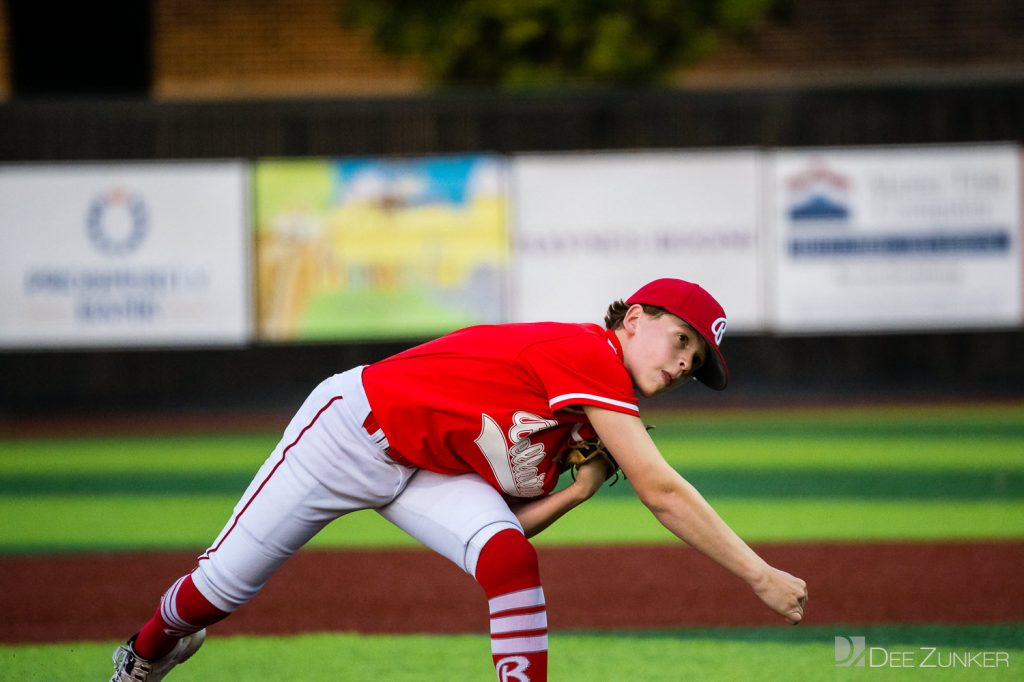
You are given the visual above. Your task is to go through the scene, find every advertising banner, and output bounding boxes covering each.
[769,145,1021,331]
[0,162,250,348]
[511,150,763,331]
[255,155,508,341]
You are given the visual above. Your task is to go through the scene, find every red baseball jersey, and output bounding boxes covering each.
[361,322,639,498]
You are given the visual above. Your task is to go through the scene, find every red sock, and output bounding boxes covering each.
[133,573,228,660]
[475,529,547,682]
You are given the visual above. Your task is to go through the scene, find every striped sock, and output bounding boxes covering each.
[489,587,548,682]
[133,573,227,660]
[475,529,548,682]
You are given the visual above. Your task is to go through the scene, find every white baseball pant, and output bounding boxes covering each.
[191,366,523,613]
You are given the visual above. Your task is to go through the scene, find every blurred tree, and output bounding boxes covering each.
[340,0,778,88]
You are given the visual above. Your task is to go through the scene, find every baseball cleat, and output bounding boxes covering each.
[110,629,206,681]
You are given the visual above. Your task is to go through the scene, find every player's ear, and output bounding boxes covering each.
[622,304,644,334]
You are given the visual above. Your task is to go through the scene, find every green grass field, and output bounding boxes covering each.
[4,625,1022,681]
[2,401,1022,679]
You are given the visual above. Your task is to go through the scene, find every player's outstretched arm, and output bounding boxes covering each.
[583,405,808,625]
[507,456,611,538]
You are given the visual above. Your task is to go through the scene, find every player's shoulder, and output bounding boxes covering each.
[450,321,603,340]
[511,321,620,361]
[523,320,602,335]
[434,321,612,360]
[511,321,607,345]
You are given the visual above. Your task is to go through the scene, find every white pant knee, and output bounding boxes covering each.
[377,470,524,575]
[189,562,249,614]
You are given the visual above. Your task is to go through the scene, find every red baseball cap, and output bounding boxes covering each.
[625,278,730,390]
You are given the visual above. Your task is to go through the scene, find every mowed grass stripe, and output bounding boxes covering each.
[0,435,276,474]
[3,496,1024,552]
[537,498,1024,544]
[4,435,1022,474]
[0,472,257,495]
[576,469,1024,500]
[5,468,1024,499]
[646,402,1024,437]
[657,436,1024,470]
[2,401,1022,472]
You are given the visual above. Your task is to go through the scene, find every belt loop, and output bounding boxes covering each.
[362,412,380,435]
[362,410,415,468]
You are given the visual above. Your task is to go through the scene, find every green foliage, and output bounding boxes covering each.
[339,0,778,87]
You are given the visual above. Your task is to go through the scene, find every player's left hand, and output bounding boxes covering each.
[750,566,808,625]
[571,455,614,499]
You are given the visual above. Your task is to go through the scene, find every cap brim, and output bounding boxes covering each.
[694,344,729,390]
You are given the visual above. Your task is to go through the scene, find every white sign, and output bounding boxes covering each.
[511,150,763,331]
[769,145,1022,331]
[0,162,251,347]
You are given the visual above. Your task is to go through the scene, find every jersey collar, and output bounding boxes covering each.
[604,328,624,359]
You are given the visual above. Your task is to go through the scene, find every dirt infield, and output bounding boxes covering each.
[2,541,1022,643]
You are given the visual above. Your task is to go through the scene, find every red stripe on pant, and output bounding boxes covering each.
[199,395,344,562]
[138,395,344,659]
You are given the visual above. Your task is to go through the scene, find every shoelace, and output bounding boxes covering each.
[112,645,153,680]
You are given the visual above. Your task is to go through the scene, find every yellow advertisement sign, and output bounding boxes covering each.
[255,156,508,341]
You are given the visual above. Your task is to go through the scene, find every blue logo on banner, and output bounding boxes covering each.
[86,188,149,256]
[787,164,851,223]
[790,195,849,221]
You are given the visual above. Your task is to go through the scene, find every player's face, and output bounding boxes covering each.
[622,309,708,398]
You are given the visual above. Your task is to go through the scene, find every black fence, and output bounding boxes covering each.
[3,78,1024,161]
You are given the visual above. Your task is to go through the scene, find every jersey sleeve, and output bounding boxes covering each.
[518,330,639,416]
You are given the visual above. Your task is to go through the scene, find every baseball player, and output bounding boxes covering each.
[110,278,807,682]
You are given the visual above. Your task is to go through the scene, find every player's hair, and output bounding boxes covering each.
[604,300,668,329]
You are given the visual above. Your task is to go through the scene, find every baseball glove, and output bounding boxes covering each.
[563,424,655,486]
[563,438,623,486]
